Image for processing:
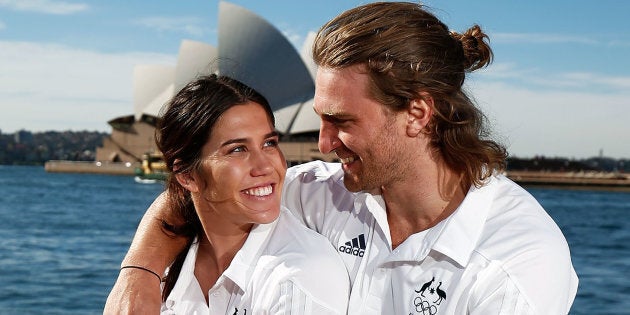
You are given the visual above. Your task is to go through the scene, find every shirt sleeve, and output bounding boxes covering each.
[468,254,577,315]
[282,165,311,228]
[282,162,332,232]
[467,178,579,314]
[469,277,535,315]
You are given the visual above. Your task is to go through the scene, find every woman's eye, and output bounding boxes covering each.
[229,145,246,153]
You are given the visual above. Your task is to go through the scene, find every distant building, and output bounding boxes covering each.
[96,1,334,165]
[14,130,34,144]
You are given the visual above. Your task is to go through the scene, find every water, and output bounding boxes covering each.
[0,165,164,314]
[0,165,629,314]
[528,187,630,314]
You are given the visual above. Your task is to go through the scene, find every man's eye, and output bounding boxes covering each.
[333,119,350,127]
[264,139,279,147]
[326,116,348,126]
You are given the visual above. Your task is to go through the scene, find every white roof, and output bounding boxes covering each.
[133,65,175,120]
[174,39,218,92]
[132,1,320,136]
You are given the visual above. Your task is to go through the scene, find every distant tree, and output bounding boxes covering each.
[0,130,108,165]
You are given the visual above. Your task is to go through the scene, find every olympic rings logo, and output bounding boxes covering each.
[412,296,438,315]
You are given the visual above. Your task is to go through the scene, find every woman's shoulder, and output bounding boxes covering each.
[261,209,345,273]
[275,209,339,252]
[285,161,344,184]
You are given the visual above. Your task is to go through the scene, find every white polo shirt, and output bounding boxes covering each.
[283,161,578,315]
[160,208,350,315]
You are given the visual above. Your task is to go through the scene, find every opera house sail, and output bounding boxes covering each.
[95,1,334,167]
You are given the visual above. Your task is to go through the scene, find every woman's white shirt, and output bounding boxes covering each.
[161,208,350,315]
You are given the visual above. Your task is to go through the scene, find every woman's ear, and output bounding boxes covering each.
[173,160,199,192]
[175,171,199,193]
[406,93,433,137]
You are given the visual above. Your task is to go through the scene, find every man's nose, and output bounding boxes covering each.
[318,121,339,154]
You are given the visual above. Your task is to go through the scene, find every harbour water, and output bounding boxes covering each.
[0,165,628,314]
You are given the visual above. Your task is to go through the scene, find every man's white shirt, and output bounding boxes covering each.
[283,161,578,315]
[160,208,350,315]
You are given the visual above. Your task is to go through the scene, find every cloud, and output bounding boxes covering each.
[467,75,630,159]
[493,32,630,48]
[479,62,630,93]
[135,16,206,37]
[469,63,630,158]
[608,39,630,47]
[0,40,175,133]
[271,22,305,50]
[0,0,88,15]
[281,28,304,50]
[492,32,598,45]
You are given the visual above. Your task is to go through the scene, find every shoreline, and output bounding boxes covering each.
[44,160,139,176]
[506,170,630,192]
[43,160,630,191]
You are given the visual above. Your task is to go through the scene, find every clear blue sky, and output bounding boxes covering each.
[1,0,628,159]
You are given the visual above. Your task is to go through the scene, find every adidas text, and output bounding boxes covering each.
[339,234,366,257]
[338,245,364,257]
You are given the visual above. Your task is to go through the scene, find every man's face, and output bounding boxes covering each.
[313,65,406,192]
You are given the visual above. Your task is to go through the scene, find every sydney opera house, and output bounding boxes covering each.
[94,2,335,166]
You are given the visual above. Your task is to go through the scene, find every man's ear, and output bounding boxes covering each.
[406,93,433,137]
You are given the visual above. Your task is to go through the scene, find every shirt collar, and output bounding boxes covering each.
[430,175,497,266]
[357,193,391,245]
[165,216,279,302]
[362,176,498,267]
[165,239,201,304]
[222,216,277,290]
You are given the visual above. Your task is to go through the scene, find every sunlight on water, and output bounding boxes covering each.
[0,166,628,314]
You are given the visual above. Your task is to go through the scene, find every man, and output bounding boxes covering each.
[106,2,578,314]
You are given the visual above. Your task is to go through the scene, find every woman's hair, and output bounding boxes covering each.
[155,74,273,300]
[312,1,507,188]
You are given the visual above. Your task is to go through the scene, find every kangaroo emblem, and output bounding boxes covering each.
[415,276,435,297]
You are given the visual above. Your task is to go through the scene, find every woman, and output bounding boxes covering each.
[153,74,349,314]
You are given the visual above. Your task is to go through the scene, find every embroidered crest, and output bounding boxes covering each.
[232,307,247,315]
[409,277,447,314]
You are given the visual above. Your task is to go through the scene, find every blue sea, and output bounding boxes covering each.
[0,165,629,314]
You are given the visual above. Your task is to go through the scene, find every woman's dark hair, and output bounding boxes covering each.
[155,74,273,300]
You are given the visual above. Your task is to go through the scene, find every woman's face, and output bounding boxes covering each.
[191,102,286,230]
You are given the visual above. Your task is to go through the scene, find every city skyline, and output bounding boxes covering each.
[0,0,628,159]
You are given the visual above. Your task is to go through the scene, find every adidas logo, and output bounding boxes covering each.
[338,234,366,257]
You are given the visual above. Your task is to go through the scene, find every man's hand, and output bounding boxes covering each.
[103,268,162,314]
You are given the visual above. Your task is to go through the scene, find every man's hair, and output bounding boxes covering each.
[313,1,507,188]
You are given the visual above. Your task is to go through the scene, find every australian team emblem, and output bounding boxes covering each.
[409,277,447,315]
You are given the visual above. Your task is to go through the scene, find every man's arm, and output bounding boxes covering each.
[104,192,188,314]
